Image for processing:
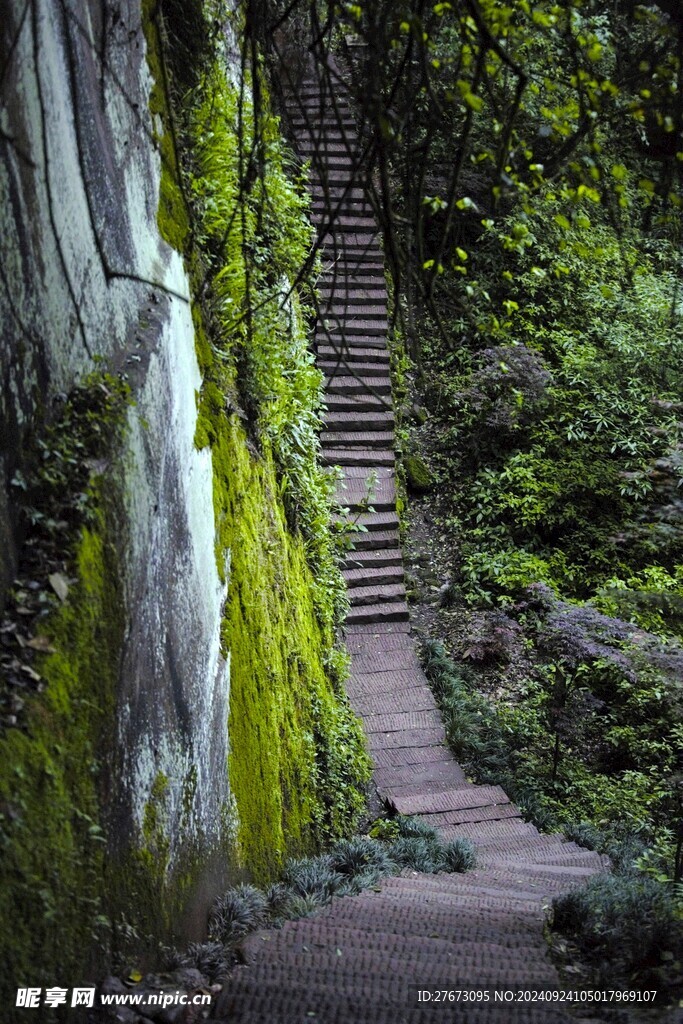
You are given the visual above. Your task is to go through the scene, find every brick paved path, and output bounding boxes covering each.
[210,58,607,1024]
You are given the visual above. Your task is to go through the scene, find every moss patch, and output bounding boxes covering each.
[142,0,371,887]
[0,520,123,1007]
[196,409,369,882]
[405,454,433,494]
[141,0,191,253]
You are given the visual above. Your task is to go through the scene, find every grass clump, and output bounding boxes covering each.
[204,821,476,958]
[329,836,395,878]
[552,874,683,991]
[281,855,344,904]
[442,839,477,873]
[171,941,233,983]
[208,884,268,945]
[387,818,476,874]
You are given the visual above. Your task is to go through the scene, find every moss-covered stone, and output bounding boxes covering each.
[184,47,371,882]
[0,516,123,1007]
[405,454,433,494]
[141,0,191,253]
[195,404,369,882]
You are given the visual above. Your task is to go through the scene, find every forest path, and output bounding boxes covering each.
[209,58,607,1023]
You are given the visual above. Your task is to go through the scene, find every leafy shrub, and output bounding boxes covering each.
[453,344,551,459]
[421,639,510,781]
[563,822,649,878]
[264,881,298,922]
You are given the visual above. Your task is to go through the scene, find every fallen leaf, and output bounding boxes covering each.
[19,663,41,682]
[48,573,69,602]
[27,635,56,653]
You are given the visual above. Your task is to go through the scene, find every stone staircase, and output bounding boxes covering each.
[209,60,608,1023]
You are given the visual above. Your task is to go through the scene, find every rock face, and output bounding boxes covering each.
[0,0,231,979]
[0,6,370,999]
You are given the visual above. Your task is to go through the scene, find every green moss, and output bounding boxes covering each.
[143,5,371,888]
[404,453,433,494]
[0,522,123,1008]
[141,0,191,253]
[196,409,369,883]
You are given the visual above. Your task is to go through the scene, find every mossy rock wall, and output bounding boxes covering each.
[0,0,369,1011]
[199,412,368,881]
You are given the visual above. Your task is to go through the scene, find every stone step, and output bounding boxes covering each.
[375,760,468,791]
[345,602,410,625]
[318,323,388,338]
[350,648,422,674]
[309,193,367,210]
[317,288,387,303]
[238,937,559,979]
[351,688,438,718]
[343,565,405,588]
[370,745,453,770]
[338,462,395,482]
[345,616,413,634]
[319,232,381,250]
[323,449,395,468]
[318,217,380,234]
[309,186,367,203]
[412,802,523,828]
[344,548,403,570]
[343,528,399,549]
[256,918,549,959]
[213,978,573,1024]
[322,430,394,449]
[334,511,399,532]
[321,299,387,315]
[319,361,392,379]
[348,669,431,695]
[298,135,360,151]
[363,708,444,734]
[324,410,395,431]
[488,848,610,870]
[325,374,392,395]
[336,489,396,516]
[438,819,540,844]
[348,583,406,607]
[294,100,353,115]
[324,393,391,414]
[317,344,389,363]
[366,724,446,749]
[318,335,388,353]
[298,139,358,153]
[318,262,386,278]
[321,319,389,339]
[387,784,511,818]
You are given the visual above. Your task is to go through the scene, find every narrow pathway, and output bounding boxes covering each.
[210,60,607,1023]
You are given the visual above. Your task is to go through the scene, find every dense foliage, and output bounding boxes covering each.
[264,0,683,989]
[260,0,683,987]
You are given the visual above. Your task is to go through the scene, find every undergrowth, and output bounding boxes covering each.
[168,821,475,980]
